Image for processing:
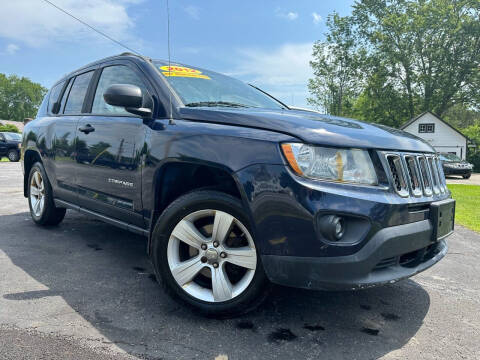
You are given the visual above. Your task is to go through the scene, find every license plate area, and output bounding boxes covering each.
[430,199,455,240]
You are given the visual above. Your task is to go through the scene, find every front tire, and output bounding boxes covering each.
[28,162,66,226]
[151,190,270,317]
[7,150,19,162]
[463,174,471,179]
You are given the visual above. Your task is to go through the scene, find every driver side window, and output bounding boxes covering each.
[92,65,149,115]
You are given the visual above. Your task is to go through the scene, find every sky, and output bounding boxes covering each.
[0,0,355,108]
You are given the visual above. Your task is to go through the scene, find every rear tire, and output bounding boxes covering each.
[7,150,19,162]
[28,162,66,226]
[463,174,471,179]
[151,190,270,317]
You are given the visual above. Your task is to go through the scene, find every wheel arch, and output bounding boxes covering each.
[147,160,253,255]
[23,149,43,197]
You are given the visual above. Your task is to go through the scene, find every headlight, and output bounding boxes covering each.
[281,143,378,185]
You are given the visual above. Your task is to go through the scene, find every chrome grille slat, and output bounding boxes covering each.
[418,156,433,196]
[404,155,422,197]
[382,152,446,197]
[435,157,446,192]
[386,154,409,197]
[427,156,440,194]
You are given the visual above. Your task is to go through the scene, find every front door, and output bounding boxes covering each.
[74,64,151,228]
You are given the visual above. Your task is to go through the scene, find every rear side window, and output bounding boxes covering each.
[48,81,65,114]
[64,71,94,114]
[59,79,72,114]
[92,65,149,115]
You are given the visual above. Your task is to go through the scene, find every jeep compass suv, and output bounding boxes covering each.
[0,132,21,162]
[22,53,454,316]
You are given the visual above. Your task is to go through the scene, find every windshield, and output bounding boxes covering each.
[2,132,21,141]
[439,153,461,161]
[154,62,285,110]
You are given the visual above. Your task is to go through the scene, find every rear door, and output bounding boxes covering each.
[74,61,151,227]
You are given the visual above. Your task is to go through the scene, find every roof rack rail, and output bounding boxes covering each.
[119,52,153,62]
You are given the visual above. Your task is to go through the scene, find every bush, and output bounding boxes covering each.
[467,151,480,173]
[0,123,19,133]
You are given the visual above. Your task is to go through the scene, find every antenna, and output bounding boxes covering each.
[166,0,175,124]
[40,0,141,55]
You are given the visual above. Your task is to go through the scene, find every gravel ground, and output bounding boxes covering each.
[1,162,479,360]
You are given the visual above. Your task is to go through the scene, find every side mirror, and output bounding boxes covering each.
[52,102,61,114]
[103,84,152,118]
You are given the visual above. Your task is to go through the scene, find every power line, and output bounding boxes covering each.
[40,0,141,55]
[166,0,174,122]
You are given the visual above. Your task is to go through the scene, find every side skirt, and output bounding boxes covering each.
[54,198,149,237]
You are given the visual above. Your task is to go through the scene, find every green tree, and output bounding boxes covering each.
[0,73,47,122]
[463,124,480,146]
[443,104,480,129]
[309,0,480,125]
[308,14,365,115]
[463,124,480,171]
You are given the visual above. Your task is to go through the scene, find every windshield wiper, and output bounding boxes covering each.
[184,101,249,108]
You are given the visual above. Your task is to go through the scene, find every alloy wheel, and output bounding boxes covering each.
[167,209,257,303]
[30,170,45,217]
[8,151,17,161]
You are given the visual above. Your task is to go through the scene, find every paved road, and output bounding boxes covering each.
[446,173,480,185]
[1,162,479,359]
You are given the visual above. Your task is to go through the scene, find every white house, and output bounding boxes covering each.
[400,112,474,160]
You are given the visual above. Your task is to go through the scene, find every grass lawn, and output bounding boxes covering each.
[448,184,480,232]
[0,157,9,162]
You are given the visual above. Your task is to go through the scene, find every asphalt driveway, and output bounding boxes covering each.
[446,173,480,185]
[0,162,479,359]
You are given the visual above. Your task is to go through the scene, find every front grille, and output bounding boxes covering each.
[382,152,447,197]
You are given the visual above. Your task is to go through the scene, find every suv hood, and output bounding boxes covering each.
[442,159,467,164]
[442,159,471,167]
[179,108,435,152]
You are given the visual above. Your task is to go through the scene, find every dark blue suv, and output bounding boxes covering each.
[22,53,454,316]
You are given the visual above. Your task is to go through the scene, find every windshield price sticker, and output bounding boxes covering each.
[160,66,210,79]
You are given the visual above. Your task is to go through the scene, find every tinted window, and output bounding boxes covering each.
[440,153,461,161]
[48,81,65,114]
[92,66,149,115]
[64,71,94,114]
[3,133,21,141]
[59,79,72,113]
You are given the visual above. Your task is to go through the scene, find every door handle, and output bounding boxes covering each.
[79,124,95,134]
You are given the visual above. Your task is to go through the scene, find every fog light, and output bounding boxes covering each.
[335,221,343,239]
[318,215,345,242]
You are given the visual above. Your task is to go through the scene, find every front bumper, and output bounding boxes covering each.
[261,219,448,290]
[443,167,472,176]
